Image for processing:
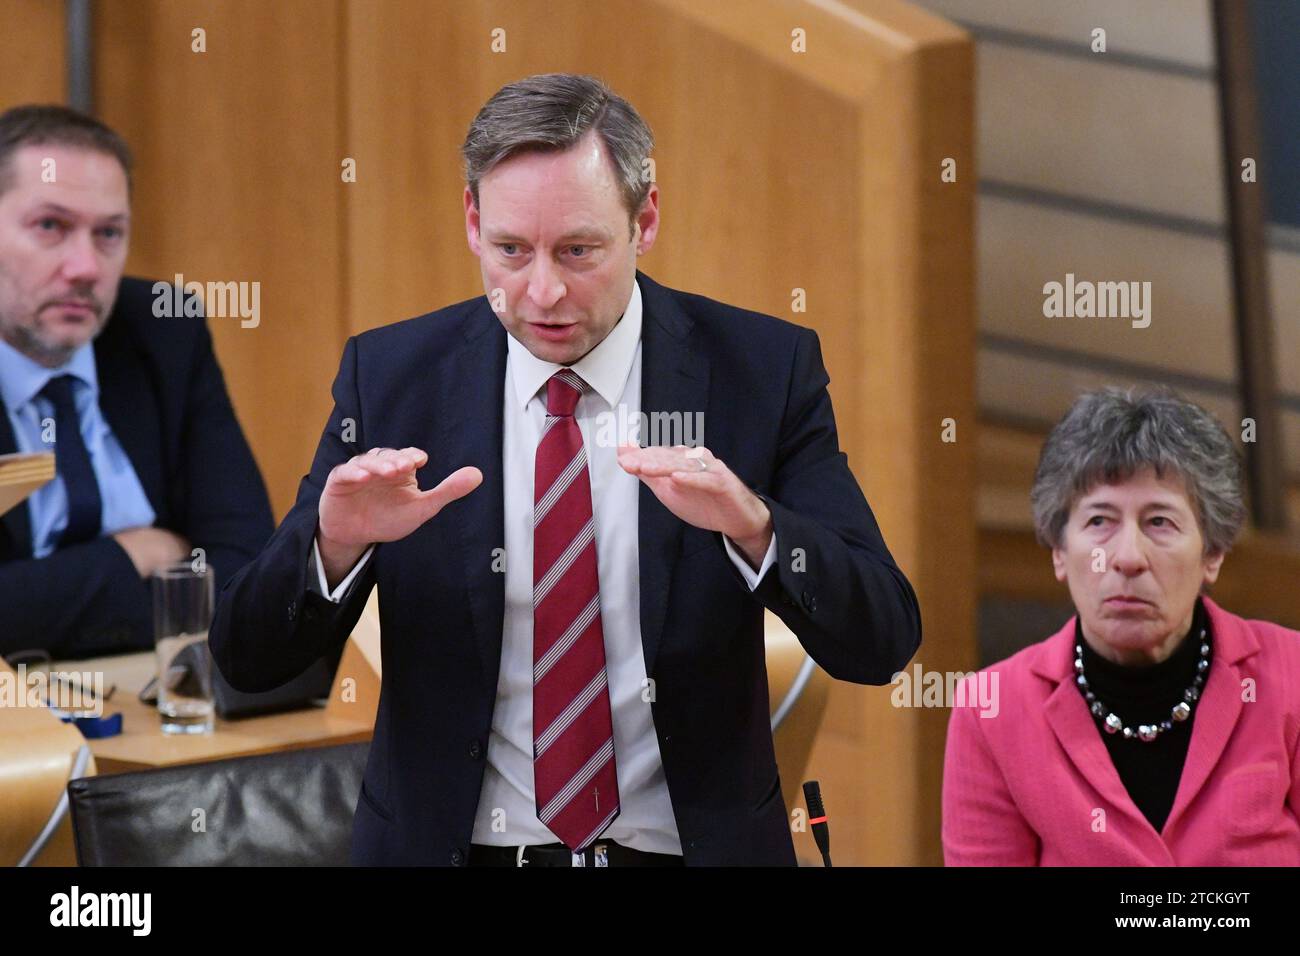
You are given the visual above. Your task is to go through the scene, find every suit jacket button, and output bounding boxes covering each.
[469,740,482,759]
[287,600,297,622]
[451,849,465,866]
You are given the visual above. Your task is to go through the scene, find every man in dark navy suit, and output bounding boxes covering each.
[0,105,273,659]
[211,74,920,866]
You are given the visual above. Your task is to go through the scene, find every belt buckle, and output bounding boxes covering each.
[516,845,528,867]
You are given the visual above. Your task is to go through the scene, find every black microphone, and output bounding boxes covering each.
[802,780,832,867]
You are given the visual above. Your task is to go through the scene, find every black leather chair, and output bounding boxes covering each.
[67,741,368,866]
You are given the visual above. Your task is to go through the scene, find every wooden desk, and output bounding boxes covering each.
[49,650,374,775]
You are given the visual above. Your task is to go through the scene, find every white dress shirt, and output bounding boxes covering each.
[313,277,776,853]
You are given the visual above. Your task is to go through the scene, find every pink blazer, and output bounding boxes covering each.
[943,597,1300,865]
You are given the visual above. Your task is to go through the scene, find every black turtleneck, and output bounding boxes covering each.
[1074,597,1210,834]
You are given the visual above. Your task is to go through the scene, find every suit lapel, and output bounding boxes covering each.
[1160,597,1253,836]
[94,317,166,518]
[635,272,710,679]
[1035,624,1175,860]
[0,399,33,558]
[438,299,508,687]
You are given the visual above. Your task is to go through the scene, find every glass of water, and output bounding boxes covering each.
[152,562,216,735]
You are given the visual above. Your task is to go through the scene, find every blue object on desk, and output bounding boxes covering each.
[62,712,124,738]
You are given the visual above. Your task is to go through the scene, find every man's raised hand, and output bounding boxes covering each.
[317,447,482,585]
[616,443,773,569]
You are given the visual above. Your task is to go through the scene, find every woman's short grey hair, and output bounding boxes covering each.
[1030,386,1247,555]
[461,73,654,236]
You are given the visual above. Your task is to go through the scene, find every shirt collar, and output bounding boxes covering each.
[0,336,98,411]
[506,277,642,412]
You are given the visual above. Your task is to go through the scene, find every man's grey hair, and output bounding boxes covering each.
[0,104,133,196]
[1030,386,1247,555]
[461,73,654,236]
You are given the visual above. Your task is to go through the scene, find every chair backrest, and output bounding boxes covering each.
[765,613,832,811]
[0,656,96,866]
[67,741,368,866]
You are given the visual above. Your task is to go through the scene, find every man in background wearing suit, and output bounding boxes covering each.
[211,73,921,866]
[0,105,273,660]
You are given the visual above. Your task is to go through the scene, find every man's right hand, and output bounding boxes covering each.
[317,447,482,588]
[112,527,193,579]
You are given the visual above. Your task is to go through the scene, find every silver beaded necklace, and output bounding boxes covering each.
[1074,625,1210,742]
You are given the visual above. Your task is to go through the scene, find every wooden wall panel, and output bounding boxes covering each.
[0,0,65,107]
[661,0,976,864]
[341,0,859,338]
[94,0,347,520]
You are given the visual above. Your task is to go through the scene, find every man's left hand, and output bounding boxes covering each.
[616,444,773,568]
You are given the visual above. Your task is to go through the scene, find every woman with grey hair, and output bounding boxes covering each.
[943,386,1300,865]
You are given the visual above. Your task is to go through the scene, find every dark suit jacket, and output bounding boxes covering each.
[209,270,922,866]
[0,276,274,659]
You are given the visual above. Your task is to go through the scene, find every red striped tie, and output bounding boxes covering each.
[532,369,619,851]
